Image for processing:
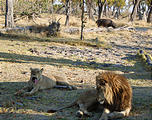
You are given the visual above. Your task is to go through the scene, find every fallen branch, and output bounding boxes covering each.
[136,49,152,70]
[0,26,31,32]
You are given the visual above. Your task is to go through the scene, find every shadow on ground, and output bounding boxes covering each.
[0,82,152,120]
[135,26,152,32]
[0,52,151,80]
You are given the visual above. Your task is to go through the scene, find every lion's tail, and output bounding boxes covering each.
[47,101,77,113]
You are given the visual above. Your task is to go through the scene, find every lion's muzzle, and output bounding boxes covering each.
[97,94,105,104]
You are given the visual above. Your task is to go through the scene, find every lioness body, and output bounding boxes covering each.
[47,89,100,117]
[96,72,132,120]
[15,68,76,96]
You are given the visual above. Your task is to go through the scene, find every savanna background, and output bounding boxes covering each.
[0,0,152,120]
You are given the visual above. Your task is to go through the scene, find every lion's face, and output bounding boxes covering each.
[96,75,107,104]
[96,73,113,105]
[30,68,43,84]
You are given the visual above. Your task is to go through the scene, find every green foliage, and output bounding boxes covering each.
[107,0,126,8]
[146,0,152,6]
[14,0,52,16]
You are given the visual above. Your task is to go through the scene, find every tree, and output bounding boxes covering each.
[147,0,152,23]
[137,1,147,20]
[97,0,107,19]
[50,0,54,14]
[86,0,94,20]
[130,0,141,21]
[5,0,14,28]
[106,0,125,19]
[50,0,55,21]
[65,0,70,26]
[80,0,85,40]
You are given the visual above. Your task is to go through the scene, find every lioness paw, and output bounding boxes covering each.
[99,115,108,120]
[23,92,31,96]
[14,90,23,96]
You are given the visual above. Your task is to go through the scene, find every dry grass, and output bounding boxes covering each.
[0,14,152,120]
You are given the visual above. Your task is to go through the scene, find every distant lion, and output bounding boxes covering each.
[47,89,101,117]
[15,68,77,96]
[96,19,116,28]
[96,72,132,120]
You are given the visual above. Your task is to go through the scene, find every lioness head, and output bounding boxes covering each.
[30,68,43,84]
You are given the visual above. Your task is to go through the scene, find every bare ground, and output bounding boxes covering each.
[0,14,152,120]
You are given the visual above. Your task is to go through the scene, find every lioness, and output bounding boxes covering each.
[96,72,132,120]
[15,68,77,96]
[47,89,101,117]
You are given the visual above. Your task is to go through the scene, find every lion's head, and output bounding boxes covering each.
[96,72,132,112]
[96,72,113,105]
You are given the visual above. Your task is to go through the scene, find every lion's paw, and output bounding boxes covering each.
[84,111,92,117]
[76,110,84,117]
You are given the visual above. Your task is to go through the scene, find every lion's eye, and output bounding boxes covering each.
[99,81,106,86]
[96,87,100,91]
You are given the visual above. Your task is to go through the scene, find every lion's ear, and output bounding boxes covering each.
[98,72,102,76]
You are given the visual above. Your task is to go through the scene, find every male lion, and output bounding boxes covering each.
[15,68,77,96]
[96,72,132,120]
[47,89,101,117]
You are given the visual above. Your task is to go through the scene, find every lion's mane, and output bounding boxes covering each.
[96,72,132,112]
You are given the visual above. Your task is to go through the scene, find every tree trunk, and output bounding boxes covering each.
[103,2,107,17]
[138,3,142,20]
[87,0,94,20]
[97,0,102,19]
[75,2,80,15]
[50,0,55,22]
[112,6,115,16]
[65,0,70,26]
[130,0,141,21]
[5,0,14,28]
[56,5,65,14]
[147,1,152,23]
[80,0,85,40]
[50,0,54,14]
[98,0,106,19]
[114,7,120,19]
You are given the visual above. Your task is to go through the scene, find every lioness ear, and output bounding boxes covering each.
[40,68,44,72]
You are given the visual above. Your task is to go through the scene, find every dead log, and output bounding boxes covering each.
[137,50,152,70]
